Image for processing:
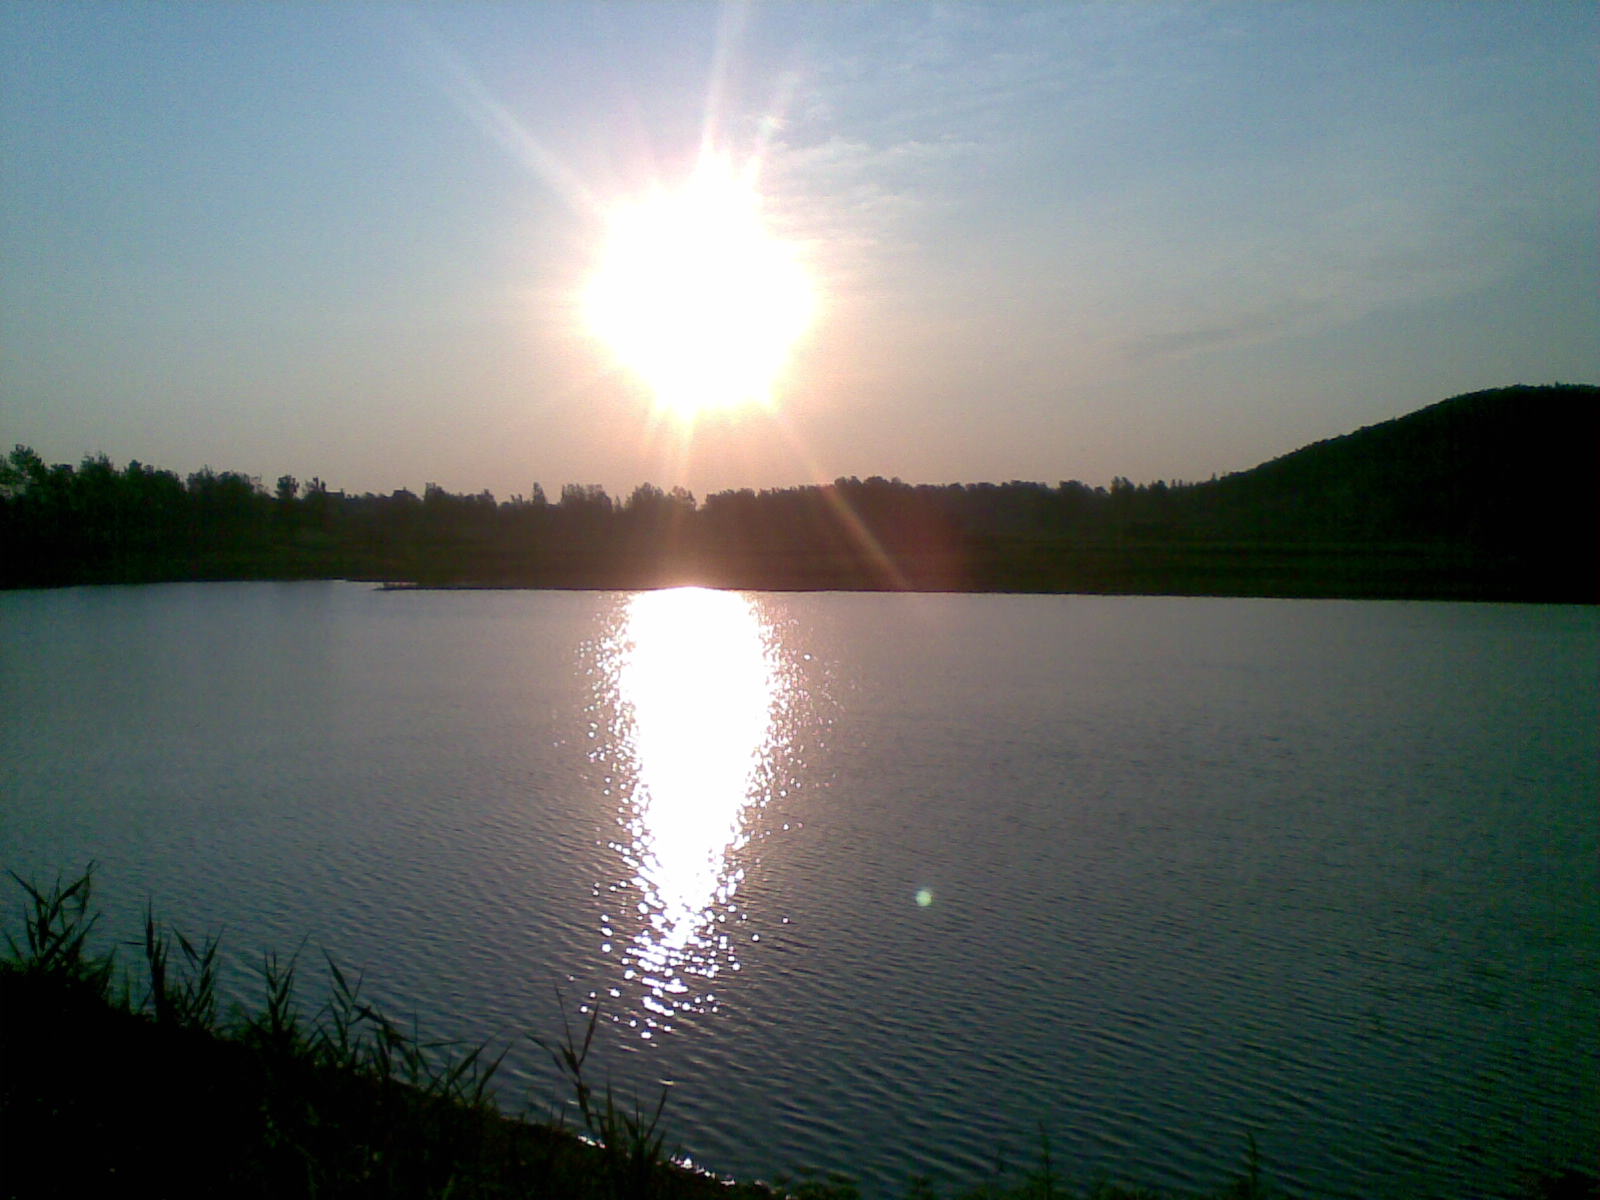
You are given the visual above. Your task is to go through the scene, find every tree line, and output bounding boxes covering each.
[2,384,1594,600]
[0,445,1121,589]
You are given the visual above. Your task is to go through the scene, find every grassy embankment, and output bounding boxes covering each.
[1,867,1588,1200]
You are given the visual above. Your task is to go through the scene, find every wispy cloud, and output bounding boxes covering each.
[746,2,1597,375]
[748,6,1100,287]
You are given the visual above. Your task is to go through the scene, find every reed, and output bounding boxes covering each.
[532,996,677,1200]
[4,862,115,998]
[141,904,221,1029]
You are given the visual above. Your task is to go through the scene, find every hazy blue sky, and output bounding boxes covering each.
[4,1,1595,501]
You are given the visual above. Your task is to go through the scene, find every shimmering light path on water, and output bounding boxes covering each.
[587,588,790,1035]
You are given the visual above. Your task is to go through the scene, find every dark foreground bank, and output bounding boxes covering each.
[2,869,1593,1200]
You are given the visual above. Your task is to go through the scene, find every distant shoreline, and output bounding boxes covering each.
[8,546,1591,605]
[5,385,1595,604]
[366,533,1596,604]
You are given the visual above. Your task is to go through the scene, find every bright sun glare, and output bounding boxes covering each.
[584,155,816,420]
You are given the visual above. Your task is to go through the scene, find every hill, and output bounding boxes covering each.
[1076,382,1599,600]
[1198,384,1597,545]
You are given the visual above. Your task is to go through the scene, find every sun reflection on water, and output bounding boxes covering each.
[590,587,787,1035]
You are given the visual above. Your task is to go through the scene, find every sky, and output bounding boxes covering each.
[3,1,1596,503]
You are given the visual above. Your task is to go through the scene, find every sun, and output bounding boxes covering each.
[583,154,816,421]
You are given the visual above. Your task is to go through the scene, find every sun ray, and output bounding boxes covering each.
[405,19,599,217]
[754,406,910,590]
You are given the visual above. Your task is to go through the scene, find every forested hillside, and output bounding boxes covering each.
[3,384,1594,601]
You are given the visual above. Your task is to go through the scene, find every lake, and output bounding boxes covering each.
[1,581,1595,1198]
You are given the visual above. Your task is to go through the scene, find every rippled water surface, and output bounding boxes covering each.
[2,582,1595,1198]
